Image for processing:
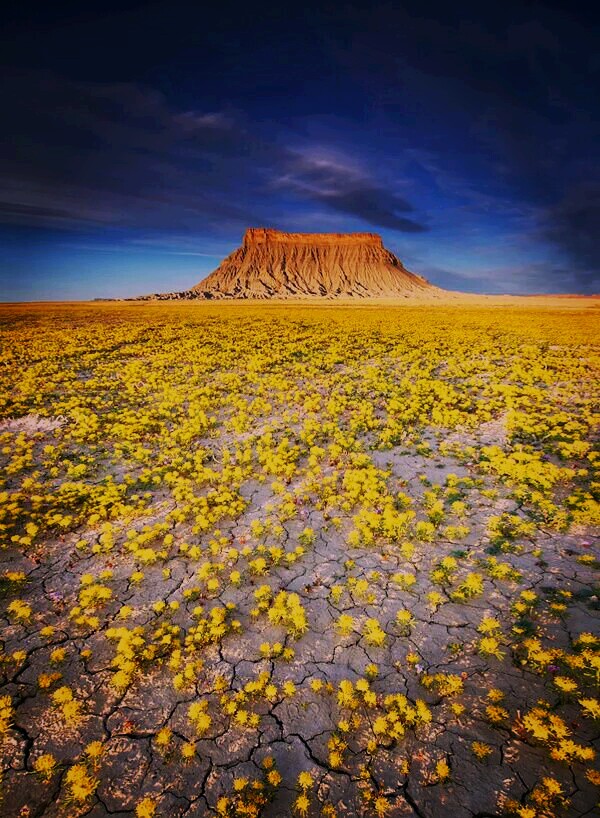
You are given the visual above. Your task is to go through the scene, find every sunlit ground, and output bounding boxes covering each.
[0,300,598,818]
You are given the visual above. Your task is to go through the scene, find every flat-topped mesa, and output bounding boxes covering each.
[190,227,441,299]
[243,228,384,247]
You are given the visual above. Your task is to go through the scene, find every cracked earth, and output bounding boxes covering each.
[0,302,598,818]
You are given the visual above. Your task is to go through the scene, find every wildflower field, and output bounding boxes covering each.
[0,300,598,818]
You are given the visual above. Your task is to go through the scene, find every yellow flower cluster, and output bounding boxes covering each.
[51,686,84,727]
[64,762,98,803]
[268,591,308,637]
[0,301,597,815]
[0,695,13,734]
[519,705,595,763]
[216,756,281,817]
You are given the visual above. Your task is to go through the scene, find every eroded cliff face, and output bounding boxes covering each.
[192,228,438,298]
[241,228,384,246]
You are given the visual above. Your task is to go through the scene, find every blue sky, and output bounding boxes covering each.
[0,1,598,300]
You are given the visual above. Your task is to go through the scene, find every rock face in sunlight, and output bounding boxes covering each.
[191,228,439,298]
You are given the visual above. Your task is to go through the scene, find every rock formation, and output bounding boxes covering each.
[189,228,438,298]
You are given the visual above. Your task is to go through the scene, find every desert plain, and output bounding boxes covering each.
[0,297,598,818]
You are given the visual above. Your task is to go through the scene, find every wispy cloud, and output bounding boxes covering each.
[275,149,427,232]
[0,70,426,238]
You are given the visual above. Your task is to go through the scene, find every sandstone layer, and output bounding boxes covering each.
[191,228,437,298]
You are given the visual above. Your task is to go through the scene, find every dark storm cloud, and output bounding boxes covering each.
[0,70,267,231]
[0,70,426,237]
[471,102,599,289]
[537,182,600,288]
[276,152,427,232]
[312,189,426,232]
[327,2,599,289]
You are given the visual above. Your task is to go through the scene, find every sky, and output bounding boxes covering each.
[0,0,598,300]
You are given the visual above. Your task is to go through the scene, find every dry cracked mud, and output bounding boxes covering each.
[2,430,598,817]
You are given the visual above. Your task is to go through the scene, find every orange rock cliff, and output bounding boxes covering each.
[192,228,438,298]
